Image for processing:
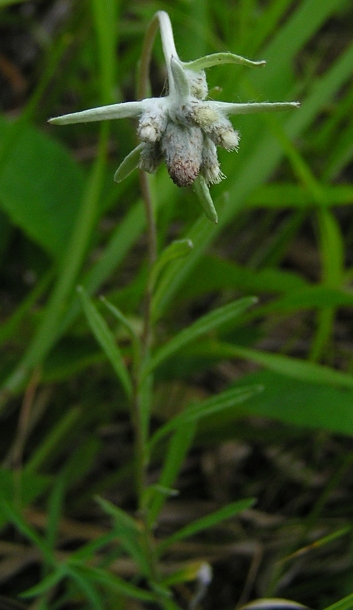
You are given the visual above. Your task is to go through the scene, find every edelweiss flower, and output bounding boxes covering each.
[49,11,299,223]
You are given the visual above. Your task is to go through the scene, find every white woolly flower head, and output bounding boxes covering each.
[49,10,300,224]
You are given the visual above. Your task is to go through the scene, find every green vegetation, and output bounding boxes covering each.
[0,1,353,609]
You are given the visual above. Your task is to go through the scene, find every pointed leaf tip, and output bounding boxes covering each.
[193,176,218,223]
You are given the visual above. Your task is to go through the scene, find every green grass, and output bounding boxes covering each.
[0,0,353,608]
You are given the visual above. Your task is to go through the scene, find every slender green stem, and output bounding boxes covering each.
[130,13,161,587]
[140,172,157,353]
[137,13,159,101]
[136,11,159,350]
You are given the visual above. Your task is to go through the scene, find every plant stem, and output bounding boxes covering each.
[131,12,163,585]
[137,12,159,350]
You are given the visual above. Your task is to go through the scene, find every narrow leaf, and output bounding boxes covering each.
[157,498,255,555]
[95,496,140,532]
[193,176,218,224]
[100,296,141,367]
[95,497,151,577]
[77,286,132,398]
[49,100,144,125]
[114,144,143,183]
[1,501,54,565]
[147,297,257,375]
[150,385,263,449]
[72,564,159,603]
[232,371,353,438]
[184,52,266,71]
[217,343,353,389]
[21,568,65,598]
[67,565,104,610]
[70,531,119,562]
[324,593,353,610]
[148,421,197,527]
[150,239,193,292]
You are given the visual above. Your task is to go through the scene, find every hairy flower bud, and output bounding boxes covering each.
[210,119,240,151]
[188,103,220,127]
[201,137,225,185]
[185,69,208,100]
[161,123,203,187]
[138,106,168,143]
[187,103,240,151]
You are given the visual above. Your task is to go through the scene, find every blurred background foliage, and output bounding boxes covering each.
[0,0,353,608]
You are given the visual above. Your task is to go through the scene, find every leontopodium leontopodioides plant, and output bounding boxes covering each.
[49,11,300,224]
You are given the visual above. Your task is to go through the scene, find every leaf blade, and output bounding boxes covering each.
[157,498,255,555]
[147,297,257,375]
[77,286,132,398]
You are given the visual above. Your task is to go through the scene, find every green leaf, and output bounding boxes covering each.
[318,209,344,288]
[1,501,54,565]
[95,496,140,531]
[215,342,353,389]
[0,469,50,528]
[157,498,255,555]
[70,532,119,563]
[248,183,353,209]
[114,144,143,183]
[67,565,105,610]
[193,176,218,224]
[45,471,66,552]
[184,52,266,71]
[251,286,353,321]
[235,371,353,436]
[25,407,81,474]
[150,384,263,449]
[70,564,159,603]
[0,116,84,259]
[90,0,119,105]
[59,199,146,335]
[148,421,197,527]
[179,255,307,302]
[324,593,353,610]
[77,286,132,398]
[100,296,141,367]
[150,239,193,292]
[95,497,151,577]
[147,297,257,375]
[21,568,65,599]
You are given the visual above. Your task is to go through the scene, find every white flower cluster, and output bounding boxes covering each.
[136,58,238,188]
[49,11,299,223]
